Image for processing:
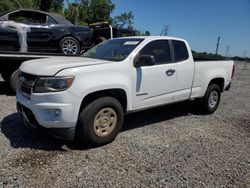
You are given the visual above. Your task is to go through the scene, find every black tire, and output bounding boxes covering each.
[77,97,124,146]
[59,36,80,55]
[201,84,221,114]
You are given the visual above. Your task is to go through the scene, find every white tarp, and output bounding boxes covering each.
[0,21,31,53]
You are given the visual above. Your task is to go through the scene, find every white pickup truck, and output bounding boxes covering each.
[16,36,235,145]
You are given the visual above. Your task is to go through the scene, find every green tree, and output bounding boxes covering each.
[145,31,151,36]
[78,1,89,25]
[86,0,115,24]
[0,0,15,15]
[64,0,115,25]
[0,0,62,15]
[17,0,34,8]
[0,0,36,15]
[192,51,225,60]
[53,0,64,13]
[135,30,151,36]
[113,11,134,28]
[39,0,52,12]
[36,0,63,13]
[64,2,79,24]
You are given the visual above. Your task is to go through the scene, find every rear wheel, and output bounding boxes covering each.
[200,84,221,114]
[77,97,124,146]
[59,37,80,55]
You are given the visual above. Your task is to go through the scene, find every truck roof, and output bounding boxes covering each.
[117,36,186,42]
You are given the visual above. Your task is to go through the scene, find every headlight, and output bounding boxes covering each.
[33,76,74,93]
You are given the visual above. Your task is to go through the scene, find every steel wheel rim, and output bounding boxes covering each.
[93,108,117,137]
[208,91,219,109]
[62,39,78,54]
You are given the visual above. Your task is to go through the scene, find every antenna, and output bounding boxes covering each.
[215,36,221,55]
[160,25,170,36]
[243,50,247,69]
[243,50,247,57]
[225,46,230,58]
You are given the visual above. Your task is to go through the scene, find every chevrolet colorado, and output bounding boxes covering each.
[16,36,235,145]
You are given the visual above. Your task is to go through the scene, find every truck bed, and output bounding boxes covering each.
[191,60,234,98]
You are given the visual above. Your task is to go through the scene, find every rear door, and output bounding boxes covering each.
[171,40,194,101]
[133,40,177,109]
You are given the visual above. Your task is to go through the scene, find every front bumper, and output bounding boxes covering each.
[16,89,82,140]
[17,102,75,140]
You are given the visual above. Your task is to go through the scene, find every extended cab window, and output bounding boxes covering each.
[140,40,171,64]
[172,40,189,62]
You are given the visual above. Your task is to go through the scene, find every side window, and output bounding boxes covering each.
[172,40,189,62]
[140,40,171,64]
[47,16,58,25]
[8,11,47,24]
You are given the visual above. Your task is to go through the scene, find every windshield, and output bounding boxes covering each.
[84,38,144,61]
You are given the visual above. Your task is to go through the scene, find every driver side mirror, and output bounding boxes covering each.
[134,55,156,67]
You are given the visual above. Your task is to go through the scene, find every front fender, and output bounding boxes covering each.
[57,65,133,111]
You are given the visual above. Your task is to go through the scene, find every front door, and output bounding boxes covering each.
[133,40,176,109]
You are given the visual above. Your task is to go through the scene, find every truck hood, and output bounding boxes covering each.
[20,57,111,76]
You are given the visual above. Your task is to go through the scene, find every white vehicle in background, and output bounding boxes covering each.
[16,36,235,145]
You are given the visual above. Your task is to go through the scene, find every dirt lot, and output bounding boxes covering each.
[0,62,249,187]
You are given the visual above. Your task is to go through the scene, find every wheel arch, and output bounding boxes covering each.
[59,35,81,47]
[207,77,225,92]
[79,88,128,114]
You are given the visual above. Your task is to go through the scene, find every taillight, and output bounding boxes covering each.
[231,63,235,79]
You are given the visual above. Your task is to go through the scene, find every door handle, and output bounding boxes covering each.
[166,69,175,76]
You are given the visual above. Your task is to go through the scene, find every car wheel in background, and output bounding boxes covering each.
[60,37,80,55]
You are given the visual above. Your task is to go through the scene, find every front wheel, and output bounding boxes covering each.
[77,97,124,146]
[200,84,221,114]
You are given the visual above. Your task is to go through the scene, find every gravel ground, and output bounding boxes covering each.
[0,62,249,187]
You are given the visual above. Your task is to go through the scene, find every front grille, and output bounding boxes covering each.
[19,72,38,96]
